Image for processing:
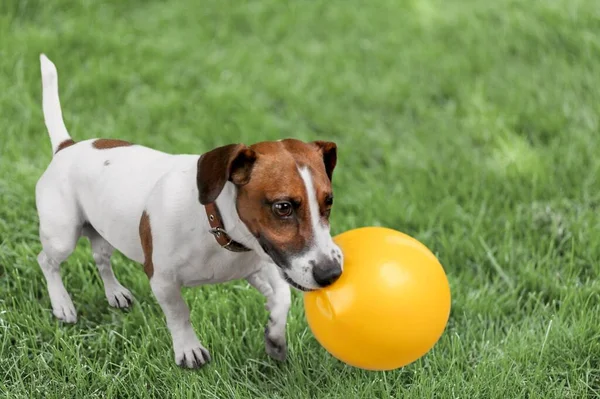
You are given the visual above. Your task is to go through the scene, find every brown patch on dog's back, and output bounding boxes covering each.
[92,139,133,149]
[139,211,154,278]
[55,139,75,154]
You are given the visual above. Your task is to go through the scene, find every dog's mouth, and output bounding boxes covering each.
[281,272,315,292]
[260,240,316,292]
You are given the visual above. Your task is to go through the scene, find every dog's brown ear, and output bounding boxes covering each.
[312,141,337,181]
[197,144,257,204]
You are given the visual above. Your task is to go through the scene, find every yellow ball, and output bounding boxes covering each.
[303,227,451,371]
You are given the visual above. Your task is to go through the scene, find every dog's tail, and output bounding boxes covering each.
[40,54,72,155]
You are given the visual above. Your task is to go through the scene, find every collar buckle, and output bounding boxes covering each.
[204,203,251,253]
[209,227,225,238]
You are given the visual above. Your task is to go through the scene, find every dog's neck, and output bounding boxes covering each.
[209,182,260,254]
[204,201,250,252]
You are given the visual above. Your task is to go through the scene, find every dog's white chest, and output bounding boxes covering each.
[177,248,263,287]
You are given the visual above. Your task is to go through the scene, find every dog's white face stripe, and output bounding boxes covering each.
[279,166,343,290]
[298,166,343,273]
[298,166,331,250]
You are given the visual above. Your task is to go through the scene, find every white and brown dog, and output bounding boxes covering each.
[35,54,343,368]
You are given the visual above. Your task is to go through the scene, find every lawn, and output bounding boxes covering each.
[1,0,600,397]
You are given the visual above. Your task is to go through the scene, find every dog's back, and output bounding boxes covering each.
[36,54,197,262]
[37,139,194,261]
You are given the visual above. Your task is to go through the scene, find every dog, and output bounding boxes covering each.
[35,54,343,368]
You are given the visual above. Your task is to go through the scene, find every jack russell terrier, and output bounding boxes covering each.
[35,54,343,368]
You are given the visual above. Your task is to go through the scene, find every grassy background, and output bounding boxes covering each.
[1,0,600,397]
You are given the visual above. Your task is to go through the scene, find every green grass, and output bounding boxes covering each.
[1,0,600,397]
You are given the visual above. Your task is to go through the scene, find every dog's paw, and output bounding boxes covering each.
[175,343,211,369]
[51,296,77,323]
[106,286,134,309]
[265,325,287,362]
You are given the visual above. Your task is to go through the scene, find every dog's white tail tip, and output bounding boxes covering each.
[40,53,71,154]
[40,54,58,86]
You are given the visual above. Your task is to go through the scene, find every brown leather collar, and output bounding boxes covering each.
[204,203,251,253]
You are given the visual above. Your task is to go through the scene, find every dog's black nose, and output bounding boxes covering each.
[312,259,342,287]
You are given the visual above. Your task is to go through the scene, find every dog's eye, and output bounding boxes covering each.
[324,195,334,207]
[272,201,293,218]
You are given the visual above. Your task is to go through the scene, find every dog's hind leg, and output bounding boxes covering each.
[37,211,80,323]
[83,226,134,309]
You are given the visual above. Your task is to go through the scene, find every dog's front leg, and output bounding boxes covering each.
[247,263,291,362]
[150,277,210,368]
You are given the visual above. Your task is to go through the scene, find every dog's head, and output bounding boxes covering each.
[197,139,342,291]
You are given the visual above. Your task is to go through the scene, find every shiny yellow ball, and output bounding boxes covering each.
[304,227,451,371]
